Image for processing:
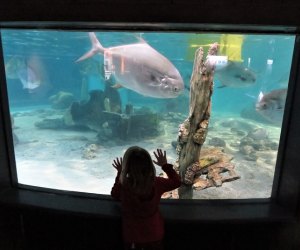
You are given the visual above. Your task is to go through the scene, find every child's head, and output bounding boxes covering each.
[120,146,156,196]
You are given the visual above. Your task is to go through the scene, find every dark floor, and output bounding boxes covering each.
[1,205,299,250]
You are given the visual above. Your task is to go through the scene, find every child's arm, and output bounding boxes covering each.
[157,163,181,192]
[111,171,121,199]
[153,149,181,192]
[110,157,122,200]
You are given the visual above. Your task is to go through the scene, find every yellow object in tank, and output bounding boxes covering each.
[186,34,244,62]
[219,34,244,62]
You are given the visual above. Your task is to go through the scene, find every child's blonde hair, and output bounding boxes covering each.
[120,146,156,196]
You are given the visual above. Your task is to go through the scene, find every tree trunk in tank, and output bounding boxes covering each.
[176,43,218,199]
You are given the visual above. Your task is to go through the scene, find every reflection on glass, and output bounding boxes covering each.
[1,29,295,198]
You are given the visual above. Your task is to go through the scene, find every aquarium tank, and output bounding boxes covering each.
[0,29,295,199]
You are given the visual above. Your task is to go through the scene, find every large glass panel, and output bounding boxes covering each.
[1,29,295,198]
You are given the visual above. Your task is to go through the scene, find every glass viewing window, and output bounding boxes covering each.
[1,29,295,199]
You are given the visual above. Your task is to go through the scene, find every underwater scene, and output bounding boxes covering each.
[1,29,295,199]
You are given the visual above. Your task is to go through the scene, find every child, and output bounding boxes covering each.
[111,146,181,250]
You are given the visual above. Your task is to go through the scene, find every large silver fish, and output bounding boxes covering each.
[215,61,256,88]
[76,32,184,98]
[255,88,287,124]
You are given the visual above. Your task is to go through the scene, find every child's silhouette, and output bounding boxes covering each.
[111,146,181,250]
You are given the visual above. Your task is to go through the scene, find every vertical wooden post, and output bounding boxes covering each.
[176,43,218,199]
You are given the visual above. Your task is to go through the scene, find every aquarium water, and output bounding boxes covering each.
[1,30,295,199]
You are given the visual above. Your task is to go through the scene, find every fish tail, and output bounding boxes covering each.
[75,32,105,63]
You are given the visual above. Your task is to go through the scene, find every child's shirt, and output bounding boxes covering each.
[111,163,181,243]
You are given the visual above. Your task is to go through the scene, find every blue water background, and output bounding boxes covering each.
[1,30,295,116]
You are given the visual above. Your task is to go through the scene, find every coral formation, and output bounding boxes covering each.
[182,147,240,190]
[193,127,208,145]
[178,119,190,144]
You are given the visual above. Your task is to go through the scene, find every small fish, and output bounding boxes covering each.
[255,88,287,124]
[215,61,256,88]
[76,32,184,98]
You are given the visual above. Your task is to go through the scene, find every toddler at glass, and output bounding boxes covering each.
[111,146,181,250]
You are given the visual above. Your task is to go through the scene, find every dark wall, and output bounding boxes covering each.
[0,0,300,28]
[1,1,300,250]
[1,205,299,250]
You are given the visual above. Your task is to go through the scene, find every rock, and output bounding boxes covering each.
[200,147,234,163]
[247,127,268,140]
[82,143,98,159]
[239,134,277,153]
[231,128,246,136]
[264,158,277,165]
[239,145,255,155]
[159,172,180,199]
[208,137,226,147]
[103,85,122,113]
[102,111,160,140]
[161,189,179,199]
[70,90,105,132]
[244,153,258,161]
[193,177,213,190]
[199,156,219,169]
[182,147,240,189]
[220,119,255,131]
[35,118,66,129]
[267,142,279,150]
[229,142,240,148]
[49,91,75,109]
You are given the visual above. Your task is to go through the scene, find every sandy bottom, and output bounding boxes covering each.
[11,106,281,199]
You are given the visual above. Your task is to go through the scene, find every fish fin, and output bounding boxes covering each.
[111,83,123,89]
[75,32,105,63]
[258,91,264,102]
[134,33,147,43]
[76,49,99,63]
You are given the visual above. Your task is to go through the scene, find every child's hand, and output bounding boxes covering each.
[112,157,122,172]
[153,149,167,167]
